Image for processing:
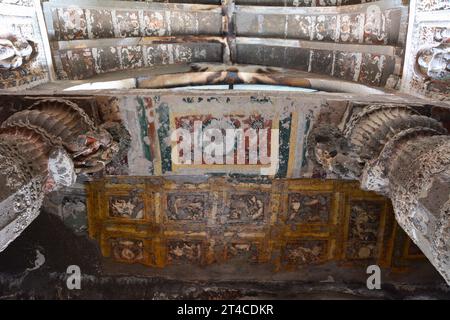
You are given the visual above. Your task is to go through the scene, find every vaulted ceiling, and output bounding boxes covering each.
[44,0,406,89]
[0,0,449,297]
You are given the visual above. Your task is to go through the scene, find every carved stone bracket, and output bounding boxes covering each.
[0,98,125,252]
[310,104,450,284]
[0,176,44,252]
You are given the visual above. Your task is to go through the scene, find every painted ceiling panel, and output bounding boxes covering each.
[87,176,425,271]
[0,0,449,297]
[235,4,404,45]
[115,93,324,178]
[41,0,407,87]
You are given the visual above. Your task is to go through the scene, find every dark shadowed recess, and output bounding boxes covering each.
[0,210,101,275]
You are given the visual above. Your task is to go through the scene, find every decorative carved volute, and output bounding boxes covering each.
[0,98,124,252]
[310,104,450,284]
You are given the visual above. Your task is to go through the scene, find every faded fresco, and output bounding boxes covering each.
[225,193,268,223]
[1,0,450,298]
[111,238,145,263]
[346,200,383,260]
[236,5,402,44]
[167,193,208,221]
[287,193,330,224]
[282,240,328,265]
[167,240,202,265]
[88,177,405,269]
[50,5,221,41]
[55,43,222,80]
[44,0,406,86]
[45,2,223,79]
[109,194,145,220]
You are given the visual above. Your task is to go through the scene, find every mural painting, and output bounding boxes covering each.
[88,178,398,269]
[282,240,328,265]
[287,193,330,224]
[167,240,203,265]
[346,200,383,260]
[111,238,145,263]
[167,193,208,221]
[224,193,268,223]
[109,192,144,220]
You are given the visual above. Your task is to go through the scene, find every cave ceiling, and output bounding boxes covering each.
[0,0,449,293]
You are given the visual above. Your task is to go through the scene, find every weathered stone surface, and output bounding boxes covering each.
[0,177,44,252]
[310,49,333,75]
[0,98,125,253]
[339,14,364,43]
[286,15,313,40]
[0,199,448,299]
[0,0,34,6]
[142,11,166,36]
[1,91,449,296]
[93,47,121,74]
[310,104,450,284]
[0,3,48,89]
[59,48,95,80]
[359,53,384,86]
[44,0,405,85]
[401,0,450,100]
[235,3,406,45]
[235,42,398,85]
[55,8,88,40]
[116,10,140,38]
[333,51,361,81]
[313,15,337,41]
[236,0,372,6]
[54,43,222,80]
[49,4,223,41]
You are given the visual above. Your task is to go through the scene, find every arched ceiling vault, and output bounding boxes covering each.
[43,0,407,89]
